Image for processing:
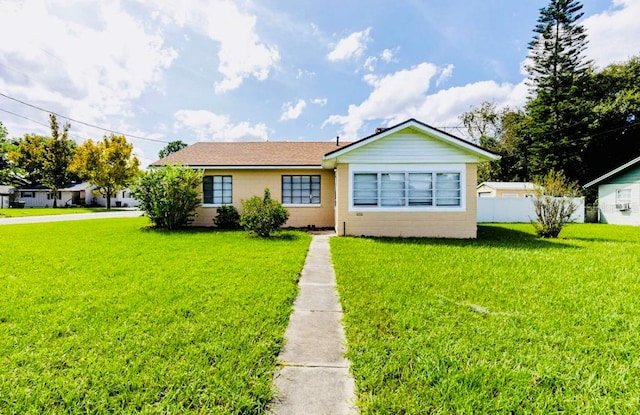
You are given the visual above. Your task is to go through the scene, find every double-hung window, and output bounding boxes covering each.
[203,175,232,205]
[353,171,461,208]
[282,175,320,205]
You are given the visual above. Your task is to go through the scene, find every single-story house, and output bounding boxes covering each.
[0,185,15,208]
[152,119,499,238]
[16,182,92,208]
[90,187,139,208]
[584,155,640,225]
[477,182,538,198]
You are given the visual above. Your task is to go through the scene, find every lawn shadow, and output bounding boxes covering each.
[362,224,580,250]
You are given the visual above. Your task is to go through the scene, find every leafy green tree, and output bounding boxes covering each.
[130,165,202,230]
[41,114,76,207]
[525,0,592,182]
[70,134,140,209]
[460,103,530,182]
[240,188,289,237]
[8,133,47,185]
[0,122,20,185]
[158,140,188,159]
[583,56,640,181]
[531,170,580,238]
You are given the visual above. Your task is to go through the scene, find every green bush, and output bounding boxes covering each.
[240,189,289,237]
[130,165,203,230]
[214,204,240,229]
[531,170,581,238]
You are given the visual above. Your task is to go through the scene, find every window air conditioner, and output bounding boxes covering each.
[616,203,630,211]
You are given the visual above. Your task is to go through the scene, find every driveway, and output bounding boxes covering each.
[0,210,143,225]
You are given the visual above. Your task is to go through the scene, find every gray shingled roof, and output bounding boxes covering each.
[151,141,349,167]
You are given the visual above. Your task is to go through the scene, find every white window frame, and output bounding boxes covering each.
[281,175,321,207]
[202,175,233,207]
[616,188,632,204]
[349,164,466,212]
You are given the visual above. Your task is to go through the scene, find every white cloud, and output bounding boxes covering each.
[0,0,176,127]
[174,110,268,141]
[312,98,328,106]
[323,62,528,140]
[146,0,280,93]
[380,48,395,63]
[436,64,455,86]
[363,56,377,72]
[327,28,372,62]
[323,63,438,138]
[583,0,640,68]
[279,99,307,121]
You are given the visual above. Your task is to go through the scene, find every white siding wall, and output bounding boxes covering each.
[93,190,139,207]
[20,192,53,207]
[598,183,640,225]
[477,197,585,223]
[336,131,482,164]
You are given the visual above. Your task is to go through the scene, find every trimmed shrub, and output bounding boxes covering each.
[240,188,289,237]
[130,165,203,230]
[214,204,240,229]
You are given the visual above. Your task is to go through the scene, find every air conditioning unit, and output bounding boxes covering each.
[616,203,631,211]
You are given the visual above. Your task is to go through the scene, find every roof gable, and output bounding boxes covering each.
[584,155,640,188]
[323,118,498,167]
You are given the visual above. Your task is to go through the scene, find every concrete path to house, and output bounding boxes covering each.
[0,210,142,225]
[269,231,358,415]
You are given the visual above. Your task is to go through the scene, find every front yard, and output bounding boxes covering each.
[3,219,640,414]
[331,224,640,413]
[0,218,310,413]
[0,207,122,218]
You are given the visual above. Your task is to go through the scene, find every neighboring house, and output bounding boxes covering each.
[584,155,640,225]
[0,185,14,208]
[16,182,92,207]
[477,182,538,198]
[90,187,139,208]
[152,119,499,238]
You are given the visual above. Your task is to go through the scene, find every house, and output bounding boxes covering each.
[0,185,14,208]
[584,155,640,225]
[476,182,538,198]
[90,187,139,208]
[16,182,92,207]
[152,119,499,238]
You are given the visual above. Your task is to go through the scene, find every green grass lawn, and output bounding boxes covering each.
[0,207,124,218]
[0,218,311,414]
[331,224,640,414]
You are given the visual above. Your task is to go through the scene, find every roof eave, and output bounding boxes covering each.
[150,164,326,170]
[584,155,640,188]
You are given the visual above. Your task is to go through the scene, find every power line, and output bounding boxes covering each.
[0,92,169,143]
[0,107,101,143]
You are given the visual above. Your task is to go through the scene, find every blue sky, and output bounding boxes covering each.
[0,0,638,166]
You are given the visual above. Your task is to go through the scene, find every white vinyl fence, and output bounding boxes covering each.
[477,197,584,223]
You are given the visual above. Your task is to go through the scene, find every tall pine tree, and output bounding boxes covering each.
[525,0,592,183]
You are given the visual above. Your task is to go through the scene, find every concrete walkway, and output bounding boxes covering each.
[0,210,142,225]
[269,232,358,415]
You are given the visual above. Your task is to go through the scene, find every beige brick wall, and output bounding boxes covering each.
[193,168,336,228]
[334,163,478,238]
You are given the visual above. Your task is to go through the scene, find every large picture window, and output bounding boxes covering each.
[203,175,232,205]
[353,171,461,208]
[282,175,320,205]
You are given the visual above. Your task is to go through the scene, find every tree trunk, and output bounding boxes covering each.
[52,191,58,208]
[106,192,111,210]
